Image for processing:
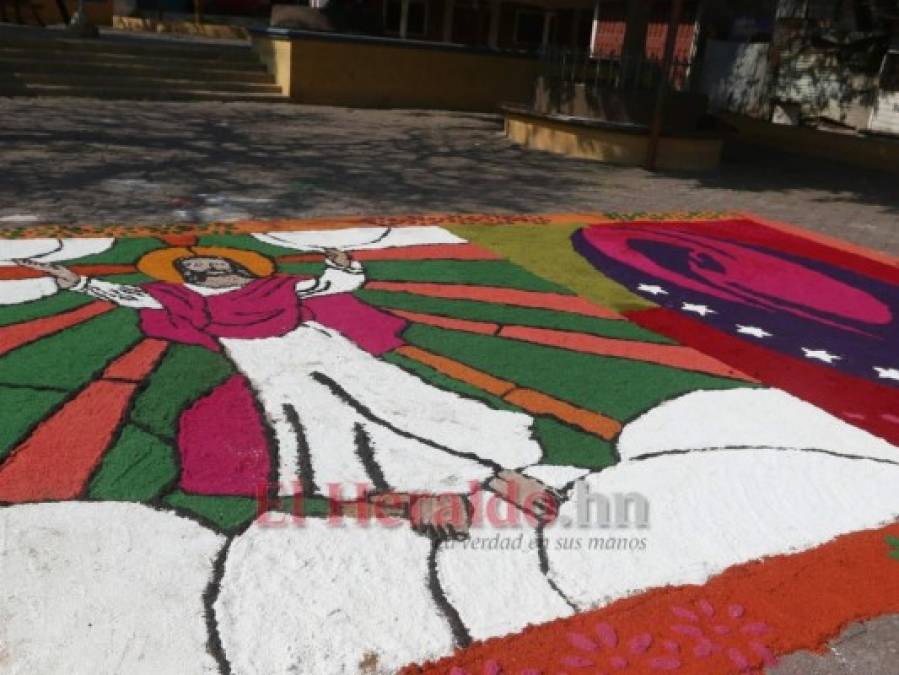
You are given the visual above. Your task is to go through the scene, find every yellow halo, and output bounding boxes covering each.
[137,246,276,283]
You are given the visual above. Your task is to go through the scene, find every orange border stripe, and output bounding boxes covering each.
[0,212,608,239]
[409,522,899,674]
[365,281,622,319]
[0,301,114,357]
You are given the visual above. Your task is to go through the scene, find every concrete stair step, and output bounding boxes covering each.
[0,25,281,101]
[0,82,287,101]
[0,56,274,82]
[7,72,282,93]
[0,30,255,62]
[0,46,265,71]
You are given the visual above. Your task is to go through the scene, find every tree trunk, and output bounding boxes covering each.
[54,0,70,23]
[622,0,651,63]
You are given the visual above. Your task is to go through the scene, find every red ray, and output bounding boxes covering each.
[366,281,623,319]
[0,264,136,281]
[0,302,114,357]
[0,338,169,503]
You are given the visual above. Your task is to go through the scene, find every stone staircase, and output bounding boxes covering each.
[0,24,286,101]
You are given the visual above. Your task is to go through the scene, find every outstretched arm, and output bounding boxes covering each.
[16,259,162,309]
[295,248,366,298]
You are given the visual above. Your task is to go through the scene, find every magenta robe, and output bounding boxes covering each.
[139,275,407,356]
[137,276,408,496]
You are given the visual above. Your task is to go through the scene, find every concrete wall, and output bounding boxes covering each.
[505,110,722,171]
[252,31,540,111]
[700,40,771,118]
[869,90,899,136]
[533,77,709,132]
[112,16,250,39]
[722,112,899,172]
[253,34,293,96]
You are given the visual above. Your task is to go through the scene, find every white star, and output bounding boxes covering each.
[735,325,772,339]
[682,302,716,317]
[802,348,841,364]
[637,283,668,296]
[873,367,899,381]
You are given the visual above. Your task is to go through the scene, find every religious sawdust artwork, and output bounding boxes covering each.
[0,213,896,675]
[572,215,899,444]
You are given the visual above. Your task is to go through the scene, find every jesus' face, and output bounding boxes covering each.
[175,256,256,289]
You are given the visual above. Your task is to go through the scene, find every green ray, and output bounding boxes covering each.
[357,289,673,343]
[0,309,142,390]
[0,385,67,460]
[130,344,234,439]
[88,425,178,501]
[402,324,748,422]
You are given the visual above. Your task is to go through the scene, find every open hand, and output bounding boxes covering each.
[14,259,80,289]
[324,248,354,269]
[410,493,471,541]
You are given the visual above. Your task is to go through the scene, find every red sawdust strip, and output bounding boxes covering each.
[388,310,499,335]
[504,389,622,439]
[158,234,199,246]
[405,522,899,675]
[0,302,114,357]
[0,264,135,281]
[395,346,515,397]
[3,212,612,239]
[102,338,168,382]
[365,281,623,319]
[739,212,899,272]
[500,325,757,382]
[628,307,899,445]
[0,380,136,502]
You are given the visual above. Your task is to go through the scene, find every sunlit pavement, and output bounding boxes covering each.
[1,99,897,256]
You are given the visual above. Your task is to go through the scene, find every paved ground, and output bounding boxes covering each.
[1,99,897,256]
[772,615,899,675]
[1,97,897,673]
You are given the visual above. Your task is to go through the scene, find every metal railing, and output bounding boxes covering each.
[540,46,694,94]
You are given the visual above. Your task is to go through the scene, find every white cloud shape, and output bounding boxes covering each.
[253,226,465,252]
[0,237,115,306]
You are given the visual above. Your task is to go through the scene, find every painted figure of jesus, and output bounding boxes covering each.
[19,248,555,537]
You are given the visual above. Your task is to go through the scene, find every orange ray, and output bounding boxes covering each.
[395,346,515,397]
[0,302,114,357]
[0,379,136,503]
[504,389,622,439]
[0,264,135,281]
[394,345,621,439]
[389,309,498,335]
[0,337,171,503]
[500,325,756,381]
[102,338,169,381]
[387,306,755,382]
[366,281,623,319]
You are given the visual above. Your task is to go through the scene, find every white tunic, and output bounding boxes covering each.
[72,262,543,496]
